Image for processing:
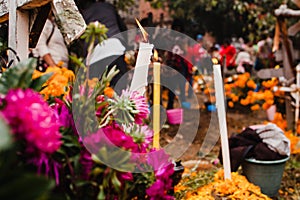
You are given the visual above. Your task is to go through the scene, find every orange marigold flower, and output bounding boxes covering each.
[240,98,249,106]
[246,79,256,89]
[228,101,234,108]
[104,87,115,98]
[262,102,272,110]
[250,104,260,111]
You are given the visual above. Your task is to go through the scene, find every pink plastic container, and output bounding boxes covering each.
[166,108,183,124]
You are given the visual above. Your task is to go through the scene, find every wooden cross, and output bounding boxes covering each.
[272,64,300,131]
[0,0,86,63]
[256,2,300,130]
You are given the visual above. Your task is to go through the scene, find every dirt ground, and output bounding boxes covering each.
[160,92,269,165]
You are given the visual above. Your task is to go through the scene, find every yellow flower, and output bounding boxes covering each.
[183,170,271,200]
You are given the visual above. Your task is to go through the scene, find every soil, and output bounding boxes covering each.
[159,92,269,166]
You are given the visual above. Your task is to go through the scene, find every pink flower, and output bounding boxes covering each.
[83,124,140,154]
[51,98,73,128]
[146,178,174,200]
[121,90,149,124]
[1,89,62,153]
[117,172,133,183]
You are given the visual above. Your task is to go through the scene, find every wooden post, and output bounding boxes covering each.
[8,0,29,61]
[0,0,86,64]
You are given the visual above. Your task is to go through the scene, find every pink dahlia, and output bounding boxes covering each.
[1,88,62,153]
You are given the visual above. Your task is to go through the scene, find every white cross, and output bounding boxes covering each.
[273,64,300,131]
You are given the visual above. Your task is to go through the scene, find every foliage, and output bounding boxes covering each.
[279,154,300,199]
[0,21,175,200]
[147,0,294,42]
[0,58,52,94]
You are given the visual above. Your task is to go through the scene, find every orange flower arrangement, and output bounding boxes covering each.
[175,169,271,199]
[224,74,280,111]
[32,66,75,100]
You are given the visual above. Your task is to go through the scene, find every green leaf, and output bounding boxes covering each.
[111,172,121,193]
[0,174,54,200]
[0,58,36,94]
[30,72,53,92]
[0,117,12,151]
[97,186,105,200]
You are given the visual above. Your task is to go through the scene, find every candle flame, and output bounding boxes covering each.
[153,49,159,62]
[136,18,149,42]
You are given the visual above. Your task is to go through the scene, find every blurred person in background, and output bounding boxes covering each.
[32,12,69,69]
[77,0,128,90]
[219,38,237,70]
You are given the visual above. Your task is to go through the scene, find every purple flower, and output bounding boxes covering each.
[51,98,73,128]
[1,88,62,153]
[79,146,93,180]
[28,152,61,184]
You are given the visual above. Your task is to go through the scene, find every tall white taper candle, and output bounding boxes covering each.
[213,64,231,180]
[130,42,154,95]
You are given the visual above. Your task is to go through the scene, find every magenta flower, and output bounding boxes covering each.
[146,178,174,200]
[83,123,140,154]
[117,172,133,183]
[79,145,93,180]
[1,88,62,153]
[147,149,172,171]
[51,98,73,128]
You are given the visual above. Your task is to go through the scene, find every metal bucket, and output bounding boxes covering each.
[241,156,289,197]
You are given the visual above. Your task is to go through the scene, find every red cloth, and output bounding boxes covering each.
[219,44,236,68]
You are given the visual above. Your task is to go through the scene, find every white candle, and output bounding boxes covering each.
[213,64,231,180]
[130,42,154,95]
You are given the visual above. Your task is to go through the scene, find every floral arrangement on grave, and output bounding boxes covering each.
[0,21,174,200]
[224,73,284,111]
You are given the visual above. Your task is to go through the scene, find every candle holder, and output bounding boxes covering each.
[169,160,184,195]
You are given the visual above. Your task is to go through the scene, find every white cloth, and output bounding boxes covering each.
[89,38,125,64]
[256,123,290,156]
[33,19,69,67]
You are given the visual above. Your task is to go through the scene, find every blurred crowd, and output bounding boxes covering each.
[0,0,281,111]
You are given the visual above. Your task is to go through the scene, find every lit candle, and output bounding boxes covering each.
[153,50,160,149]
[130,19,154,95]
[213,64,231,180]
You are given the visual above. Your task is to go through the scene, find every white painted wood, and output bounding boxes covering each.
[275,4,300,17]
[0,0,51,22]
[4,0,85,65]
[8,0,29,61]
